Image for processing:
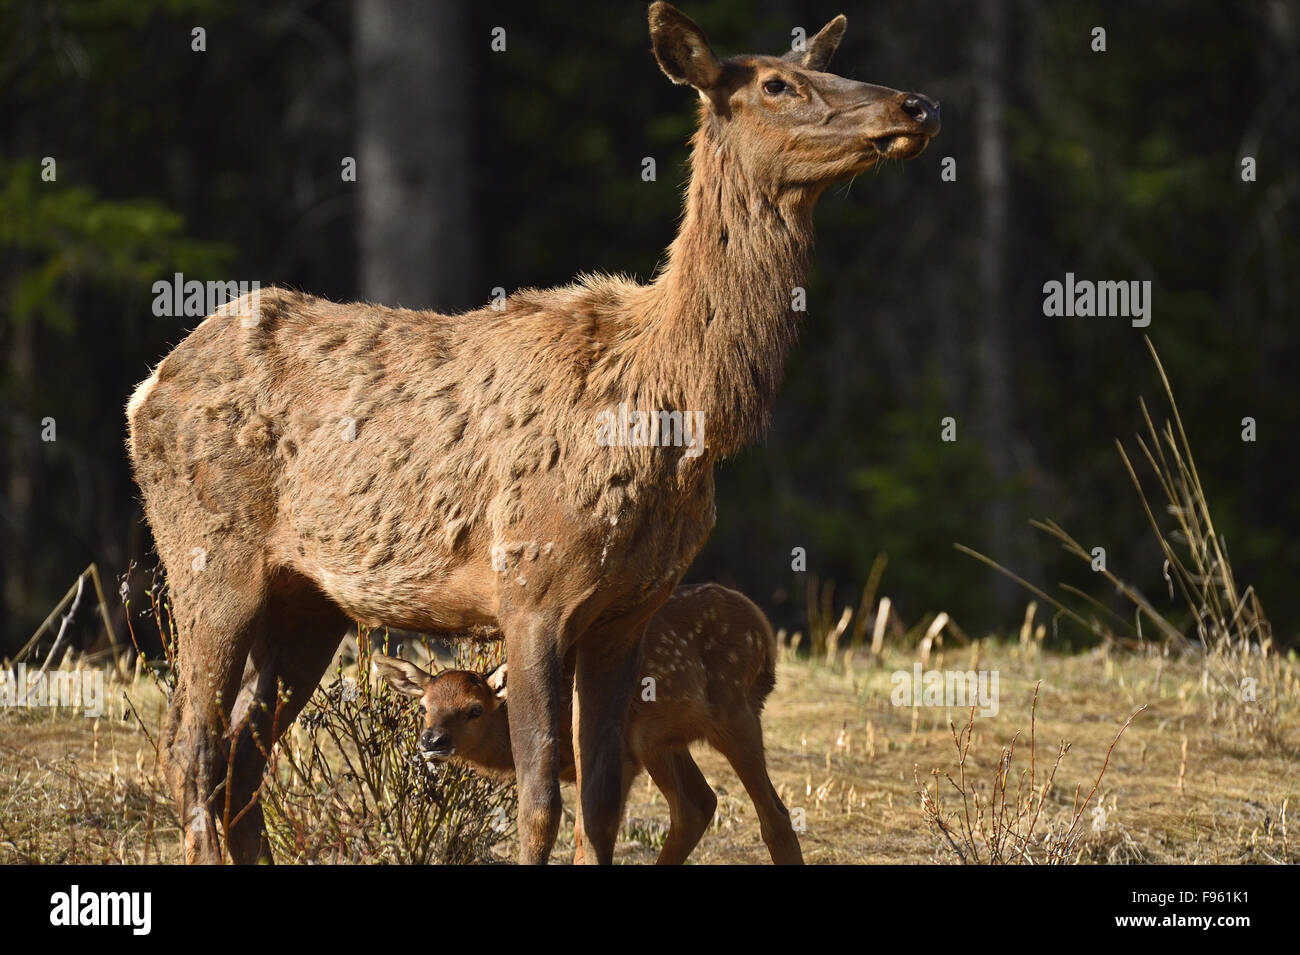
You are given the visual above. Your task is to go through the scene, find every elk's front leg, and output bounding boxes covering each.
[503,613,564,864]
[572,618,647,864]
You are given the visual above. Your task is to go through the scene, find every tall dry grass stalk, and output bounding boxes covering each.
[957,339,1292,752]
[804,564,956,674]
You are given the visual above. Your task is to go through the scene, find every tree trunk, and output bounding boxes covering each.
[974,0,1017,616]
[355,0,474,310]
[4,314,35,651]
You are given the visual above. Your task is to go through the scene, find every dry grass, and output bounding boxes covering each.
[0,660,176,864]
[1,630,1296,864]
[0,629,515,864]
[914,683,1145,864]
[957,340,1289,757]
[651,635,1295,864]
[537,611,1296,863]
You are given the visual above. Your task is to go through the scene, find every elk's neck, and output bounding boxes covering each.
[632,121,819,459]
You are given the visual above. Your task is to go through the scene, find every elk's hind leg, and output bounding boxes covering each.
[643,748,717,865]
[572,758,641,865]
[161,557,269,865]
[223,573,350,864]
[710,713,804,865]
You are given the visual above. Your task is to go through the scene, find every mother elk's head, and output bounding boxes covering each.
[649,2,940,187]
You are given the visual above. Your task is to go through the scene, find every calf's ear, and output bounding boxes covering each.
[372,654,433,699]
[485,663,508,700]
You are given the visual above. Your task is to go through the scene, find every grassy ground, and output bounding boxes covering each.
[594,639,1298,864]
[1,637,1296,864]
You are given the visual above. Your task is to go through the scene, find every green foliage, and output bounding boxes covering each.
[845,379,1002,623]
[0,160,229,331]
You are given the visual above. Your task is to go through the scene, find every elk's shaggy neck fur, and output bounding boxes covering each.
[611,115,816,458]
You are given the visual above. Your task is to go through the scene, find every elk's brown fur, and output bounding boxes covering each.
[126,2,938,864]
[375,583,802,864]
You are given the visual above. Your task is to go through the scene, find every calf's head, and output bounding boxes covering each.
[372,655,508,761]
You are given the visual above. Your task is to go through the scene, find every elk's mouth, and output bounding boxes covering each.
[420,744,454,761]
[870,134,931,160]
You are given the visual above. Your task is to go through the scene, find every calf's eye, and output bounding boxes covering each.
[466,703,484,721]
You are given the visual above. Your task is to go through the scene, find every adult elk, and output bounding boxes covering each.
[375,583,802,864]
[127,2,938,863]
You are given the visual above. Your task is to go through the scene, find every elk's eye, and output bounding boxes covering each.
[762,79,788,96]
[466,703,484,721]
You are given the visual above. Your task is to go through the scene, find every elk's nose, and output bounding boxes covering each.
[901,94,940,136]
[420,729,452,756]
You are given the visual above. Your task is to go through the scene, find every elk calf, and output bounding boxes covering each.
[374,583,803,864]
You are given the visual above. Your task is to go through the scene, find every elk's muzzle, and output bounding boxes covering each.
[420,729,454,758]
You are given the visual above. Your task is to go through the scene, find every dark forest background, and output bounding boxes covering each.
[2,0,1297,656]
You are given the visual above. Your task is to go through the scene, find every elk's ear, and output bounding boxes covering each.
[485,663,508,700]
[649,2,723,91]
[786,14,847,71]
[371,654,432,699]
